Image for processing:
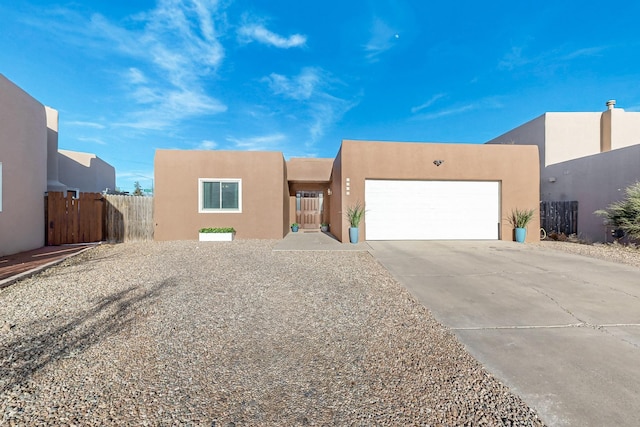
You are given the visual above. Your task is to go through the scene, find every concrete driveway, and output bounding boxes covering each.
[368,240,640,427]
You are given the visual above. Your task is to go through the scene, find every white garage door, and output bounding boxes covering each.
[365,180,500,240]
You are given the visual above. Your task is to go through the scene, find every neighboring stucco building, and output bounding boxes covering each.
[154,140,540,243]
[58,149,116,194]
[0,74,48,256]
[0,74,117,256]
[487,100,640,242]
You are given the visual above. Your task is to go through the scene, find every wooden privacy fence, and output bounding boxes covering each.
[540,200,578,236]
[46,192,104,245]
[104,194,154,242]
[45,192,154,245]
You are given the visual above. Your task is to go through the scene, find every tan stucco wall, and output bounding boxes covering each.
[0,74,48,256]
[545,113,601,166]
[607,108,640,151]
[486,113,603,167]
[542,144,640,242]
[486,115,545,163]
[286,158,333,181]
[488,108,640,168]
[58,149,116,193]
[154,150,286,240]
[334,140,540,243]
[329,148,344,241]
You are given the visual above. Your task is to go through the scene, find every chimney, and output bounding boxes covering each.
[606,99,616,110]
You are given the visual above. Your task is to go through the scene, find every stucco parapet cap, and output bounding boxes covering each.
[286,158,333,182]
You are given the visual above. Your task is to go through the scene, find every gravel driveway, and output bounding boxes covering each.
[1,240,548,425]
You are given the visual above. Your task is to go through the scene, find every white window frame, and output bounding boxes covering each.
[198,178,242,213]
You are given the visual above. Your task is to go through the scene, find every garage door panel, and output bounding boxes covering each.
[365,180,500,240]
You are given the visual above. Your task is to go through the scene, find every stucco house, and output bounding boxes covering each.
[0,74,49,256]
[154,140,539,243]
[58,149,116,194]
[0,74,116,256]
[486,100,640,242]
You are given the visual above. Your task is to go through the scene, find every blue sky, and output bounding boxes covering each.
[2,1,639,193]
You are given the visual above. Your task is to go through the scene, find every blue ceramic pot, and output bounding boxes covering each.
[349,227,359,244]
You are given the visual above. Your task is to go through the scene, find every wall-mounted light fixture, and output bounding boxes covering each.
[327,188,332,196]
[433,160,444,166]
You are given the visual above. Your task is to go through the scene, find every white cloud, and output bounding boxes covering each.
[238,23,306,48]
[77,136,107,145]
[35,0,228,130]
[560,46,605,61]
[197,139,217,150]
[226,133,286,151]
[364,17,399,61]
[116,87,226,129]
[499,44,606,71]
[263,67,322,100]
[127,67,147,84]
[65,121,106,129]
[498,46,531,71]
[411,104,476,121]
[262,67,357,146]
[411,94,446,114]
[411,97,503,121]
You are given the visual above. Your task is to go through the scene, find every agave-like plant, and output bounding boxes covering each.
[345,202,366,228]
[507,208,535,229]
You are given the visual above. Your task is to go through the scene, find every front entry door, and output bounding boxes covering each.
[296,191,324,229]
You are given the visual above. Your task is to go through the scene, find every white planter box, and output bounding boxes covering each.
[199,232,234,242]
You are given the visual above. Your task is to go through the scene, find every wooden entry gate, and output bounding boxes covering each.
[296,191,324,229]
[45,191,104,245]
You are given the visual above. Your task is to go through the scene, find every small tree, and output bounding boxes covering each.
[133,181,144,196]
[595,181,640,240]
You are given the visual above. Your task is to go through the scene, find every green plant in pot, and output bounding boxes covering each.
[320,222,329,232]
[199,227,236,234]
[198,227,236,241]
[345,202,365,244]
[507,208,535,243]
[291,222,299,232]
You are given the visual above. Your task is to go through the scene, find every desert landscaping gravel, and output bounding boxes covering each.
[6,239,633,426]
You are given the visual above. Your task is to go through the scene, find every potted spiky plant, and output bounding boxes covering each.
[345,202,365,244]
[507,208,535,243]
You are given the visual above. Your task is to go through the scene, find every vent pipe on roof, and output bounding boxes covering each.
[606,99,616,110]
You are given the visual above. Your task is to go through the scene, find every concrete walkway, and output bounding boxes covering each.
[273,230,371,251]
[368,240,640,427]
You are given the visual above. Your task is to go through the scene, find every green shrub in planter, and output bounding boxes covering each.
[199,227,236,233]
[199,227,235,241]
